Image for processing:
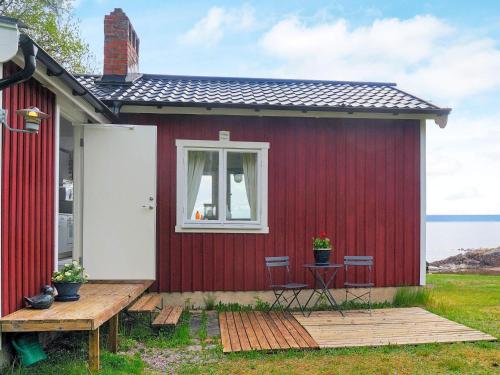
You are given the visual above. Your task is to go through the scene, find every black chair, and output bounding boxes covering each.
[265,256,308,315]
[344,255,374,312]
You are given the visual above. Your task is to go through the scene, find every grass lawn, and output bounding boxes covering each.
[3,274,499,374]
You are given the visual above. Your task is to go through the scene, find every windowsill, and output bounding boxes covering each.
[175,225,269,234]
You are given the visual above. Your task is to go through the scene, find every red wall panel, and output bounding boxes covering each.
[123,113,421,292]
[1,63,55,316]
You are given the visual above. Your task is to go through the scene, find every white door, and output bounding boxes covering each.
[82,124,156,280]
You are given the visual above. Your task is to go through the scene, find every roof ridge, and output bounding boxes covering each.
[139,74,397,86]
[74,73,396,87]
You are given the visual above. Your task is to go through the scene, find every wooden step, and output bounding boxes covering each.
[152,306,183,326]
[128,294,162,313]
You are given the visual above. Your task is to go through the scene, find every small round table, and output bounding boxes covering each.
[303,263,344,316]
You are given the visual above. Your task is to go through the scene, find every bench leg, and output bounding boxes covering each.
[108,313,119,353]
[89,327,100,373]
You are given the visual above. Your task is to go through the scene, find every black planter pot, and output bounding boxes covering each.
[313,248,331,265]
[53,282,82,302]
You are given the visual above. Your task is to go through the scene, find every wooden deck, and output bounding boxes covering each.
[0,281,152,332]
[219,311,319,353]
[293,307,496,348]
[0,280,153,372]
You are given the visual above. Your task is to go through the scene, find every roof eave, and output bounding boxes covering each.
[106,99,451,118]
[29,38,119,122]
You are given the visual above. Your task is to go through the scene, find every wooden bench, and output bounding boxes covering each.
[128,294,162,313]
[152,306,183,326]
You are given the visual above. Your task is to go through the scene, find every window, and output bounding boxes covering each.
[176,139,269,233]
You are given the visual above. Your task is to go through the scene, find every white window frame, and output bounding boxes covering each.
[176,139,269,233]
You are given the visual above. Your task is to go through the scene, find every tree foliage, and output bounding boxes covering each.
[0,0,95,73]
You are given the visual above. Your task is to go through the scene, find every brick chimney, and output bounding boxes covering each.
[103,8,139,76]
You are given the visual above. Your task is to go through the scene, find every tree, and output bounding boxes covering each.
[0,0,96,73]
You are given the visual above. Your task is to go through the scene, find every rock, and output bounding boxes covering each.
[429,247,500,272]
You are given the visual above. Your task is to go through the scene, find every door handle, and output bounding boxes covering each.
[141,205,155,210]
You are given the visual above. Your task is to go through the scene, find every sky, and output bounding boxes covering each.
[73,0,500,215]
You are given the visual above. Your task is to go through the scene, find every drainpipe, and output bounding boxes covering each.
[0,34,37,91]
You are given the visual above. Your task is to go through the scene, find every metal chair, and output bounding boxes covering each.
[344,256,374,312]
[265,256,308,315]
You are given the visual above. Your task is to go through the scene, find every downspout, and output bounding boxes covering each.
[0,34,37,91]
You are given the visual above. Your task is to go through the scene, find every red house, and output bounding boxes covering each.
[0,9,451,318]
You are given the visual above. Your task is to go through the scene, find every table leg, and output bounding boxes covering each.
[304,270,317,307]
[318,269,344,316]
[89,327,100,373]
[108,313,119,353]
[307,269,330,314]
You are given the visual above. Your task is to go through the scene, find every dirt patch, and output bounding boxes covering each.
[125,340,220,374]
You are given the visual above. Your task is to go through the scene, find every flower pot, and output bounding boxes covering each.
[314,248,331,265]
[53,282,82,302]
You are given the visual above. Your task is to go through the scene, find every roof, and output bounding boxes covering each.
[76,73,451,116]
[33,42,118,122]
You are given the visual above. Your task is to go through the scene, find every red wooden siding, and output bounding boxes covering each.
[124,114,420,292]
[1,63,56,316]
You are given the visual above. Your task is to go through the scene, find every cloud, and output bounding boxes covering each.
[180,5,255,47]
[446,188,481,201]
[427,155,461,177]
[426,115,500,214]
[259,15,500,104]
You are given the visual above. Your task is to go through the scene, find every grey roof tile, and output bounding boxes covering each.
[75,74,449,114]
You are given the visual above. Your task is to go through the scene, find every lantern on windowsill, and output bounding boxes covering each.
[204,203,216,220]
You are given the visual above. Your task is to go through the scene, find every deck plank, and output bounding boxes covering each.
[219,312,232,353]
[219,311,318,353]
[261,312,290,349]
[293,307,496,348]
[152,306,183,326]
[240,311,261,350]
[268,312,300,349]
[225,312,242,352]
[164,306,183,325]
[251,311,275,350]
[274,312,309,348]
[233,312,252,351]
[128,294,162,313]
[247,312,271,350]
[219,308,494,353]
[283,312,319,349]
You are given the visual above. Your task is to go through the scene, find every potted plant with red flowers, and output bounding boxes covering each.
[313,231,332,265]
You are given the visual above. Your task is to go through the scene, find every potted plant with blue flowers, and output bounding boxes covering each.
[52,260,88,301]
[313,231,333,265]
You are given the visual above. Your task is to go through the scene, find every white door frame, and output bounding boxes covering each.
[54,108,92,269]
[0,62,3,317]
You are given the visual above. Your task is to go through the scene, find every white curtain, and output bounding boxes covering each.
[242,153,258,220]
[187,151,206,219]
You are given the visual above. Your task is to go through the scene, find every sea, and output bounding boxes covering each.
[426,215,500,262]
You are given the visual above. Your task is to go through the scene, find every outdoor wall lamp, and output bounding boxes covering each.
[0,106,49,134]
